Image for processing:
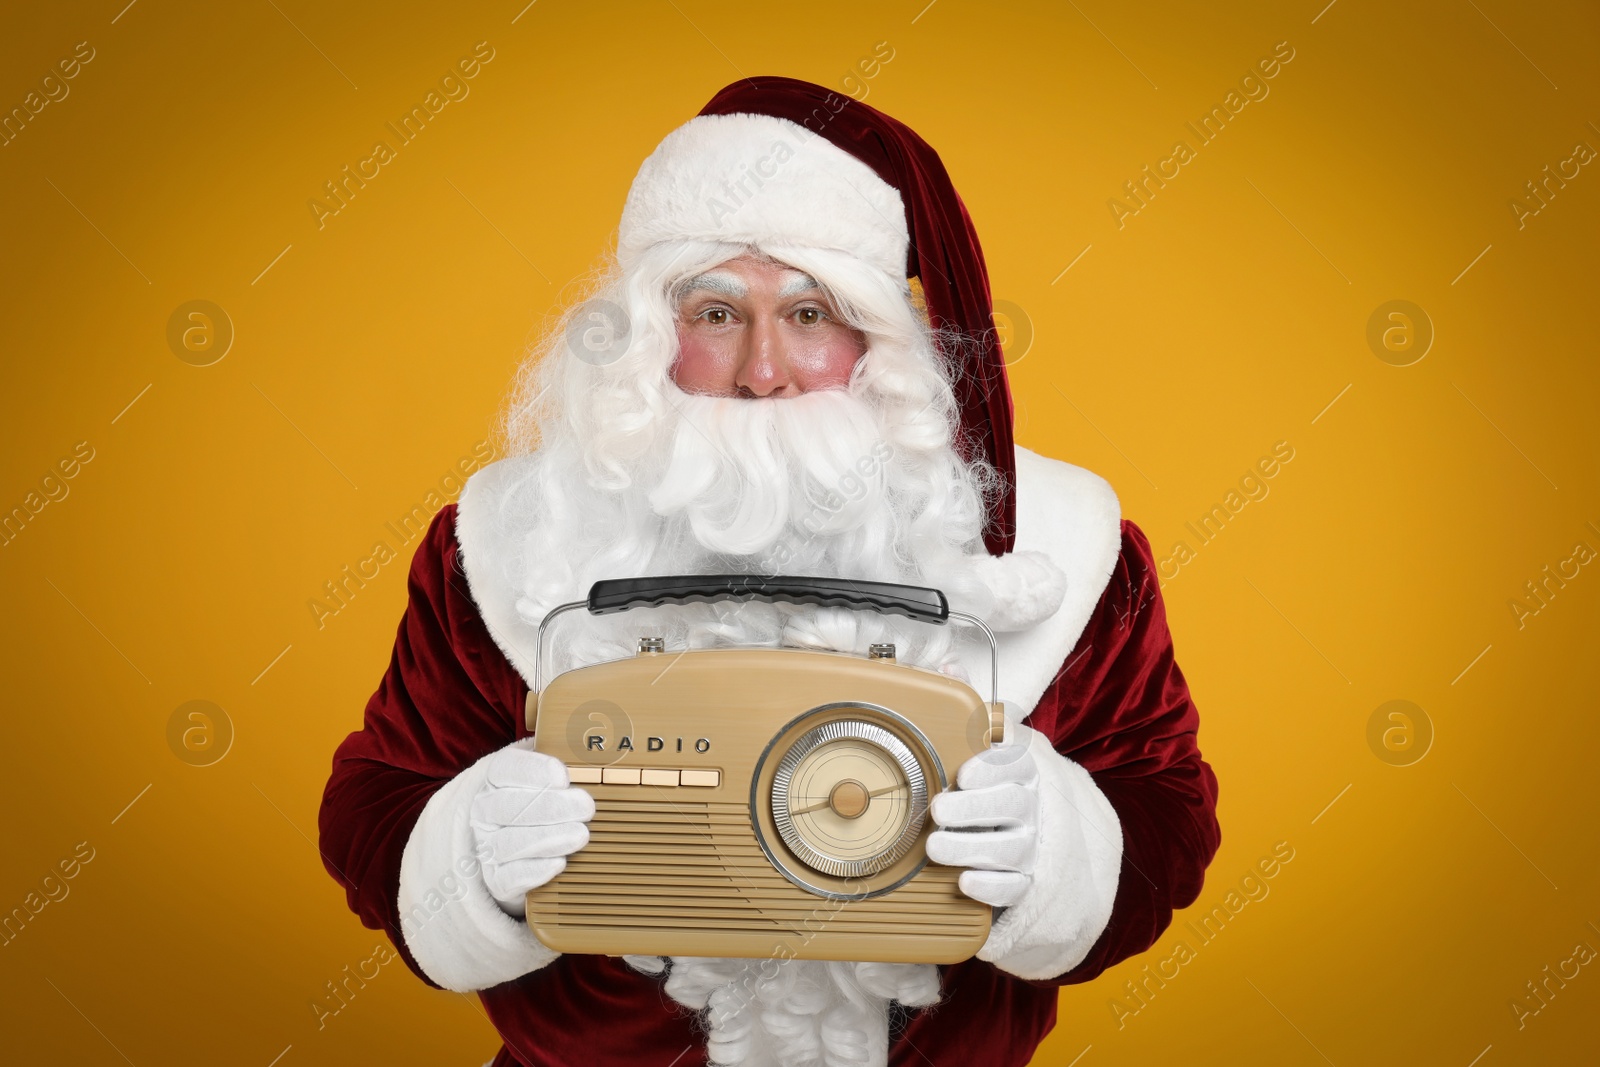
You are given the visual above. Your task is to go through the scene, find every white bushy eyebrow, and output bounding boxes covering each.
[676,269,824,306]
[777,272,822,298]
[679,271,747,300]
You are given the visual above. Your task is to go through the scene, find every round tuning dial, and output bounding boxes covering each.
[770,719,929,878]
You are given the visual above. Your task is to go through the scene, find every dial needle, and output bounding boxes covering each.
[790,784,906,816]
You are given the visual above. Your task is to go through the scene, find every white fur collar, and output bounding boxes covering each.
[973,447,1123,711]
[454,446,1122,714]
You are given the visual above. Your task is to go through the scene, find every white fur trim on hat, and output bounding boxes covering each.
[617,112,909,278]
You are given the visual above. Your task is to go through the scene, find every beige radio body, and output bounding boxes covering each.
[526,644,1000,964]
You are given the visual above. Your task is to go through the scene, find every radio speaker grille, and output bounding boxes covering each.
[526,800,989,961]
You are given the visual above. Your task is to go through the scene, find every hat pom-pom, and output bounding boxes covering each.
[966,550,1066,632]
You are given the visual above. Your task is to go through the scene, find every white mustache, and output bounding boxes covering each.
[648,388,890,558]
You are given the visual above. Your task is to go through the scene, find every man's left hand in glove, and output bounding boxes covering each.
[926,702,1126,980]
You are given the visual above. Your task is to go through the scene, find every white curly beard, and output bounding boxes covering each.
[621,955,942,1067]
[508,385,1064,688]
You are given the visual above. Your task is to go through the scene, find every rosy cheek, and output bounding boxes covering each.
[671,329,732,394]
[801,334,866,389]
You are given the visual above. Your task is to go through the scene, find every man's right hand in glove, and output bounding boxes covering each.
[469,739,596,917]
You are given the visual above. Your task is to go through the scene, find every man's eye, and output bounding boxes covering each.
[702,308,730,325]
[796,307,824,325]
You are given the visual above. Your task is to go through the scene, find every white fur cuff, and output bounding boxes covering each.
[978,744,1122,980]
[397,753,559,992]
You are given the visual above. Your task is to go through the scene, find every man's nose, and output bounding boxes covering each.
[733,315,796,397]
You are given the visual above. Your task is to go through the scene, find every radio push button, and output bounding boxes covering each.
[680,769,721,787]
[564,765,716,787]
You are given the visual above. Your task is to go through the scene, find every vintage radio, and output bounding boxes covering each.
[524,575,1005,965]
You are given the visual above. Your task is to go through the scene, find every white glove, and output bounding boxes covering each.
[925,702,1125,980]
[926,703,1041,908]
[469,738,596,917]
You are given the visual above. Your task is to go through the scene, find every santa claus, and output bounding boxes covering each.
[319,77,1219,1067]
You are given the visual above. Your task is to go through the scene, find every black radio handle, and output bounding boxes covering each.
[531,574,998,712]
[586,575,949,624]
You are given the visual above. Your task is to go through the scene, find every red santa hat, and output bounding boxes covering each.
[617,76,1017,558]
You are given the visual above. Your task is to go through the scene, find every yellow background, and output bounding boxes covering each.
[2,1,1596,1063]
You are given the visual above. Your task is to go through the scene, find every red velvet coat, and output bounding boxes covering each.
[318,506,1219,1066]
